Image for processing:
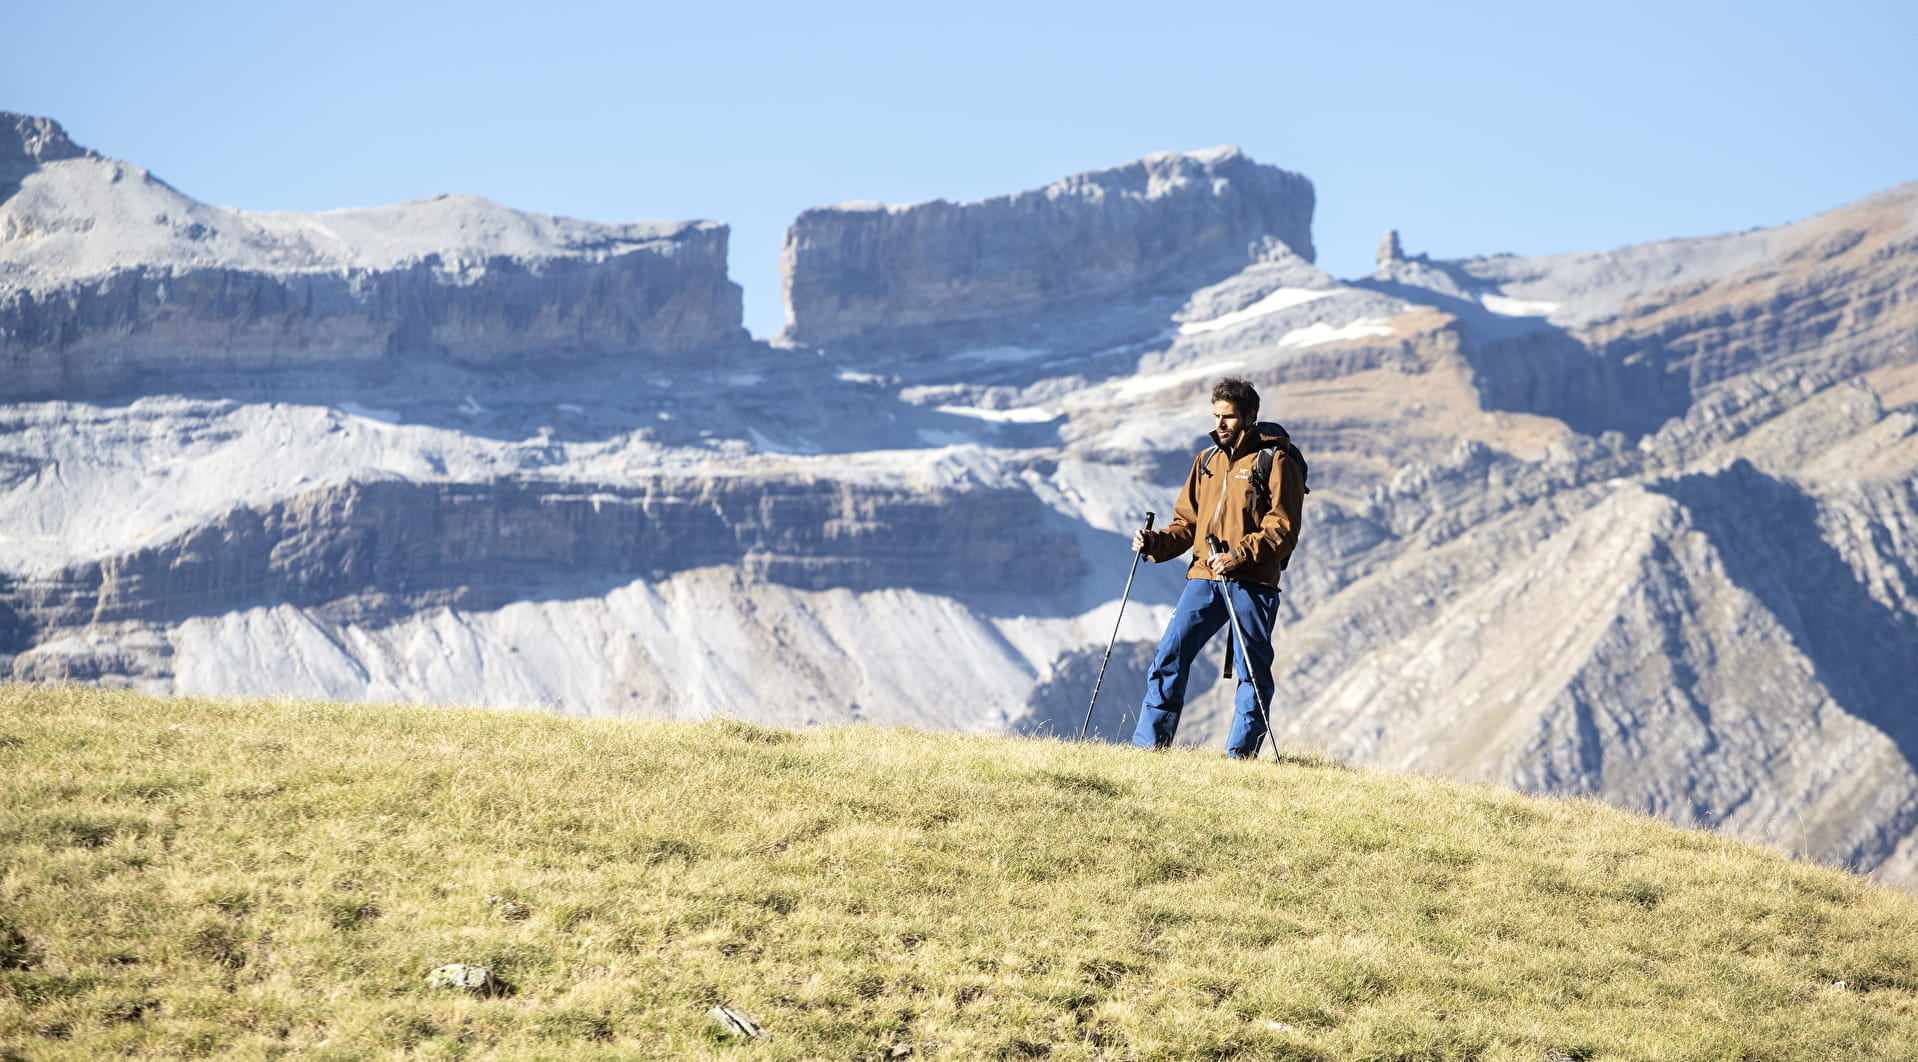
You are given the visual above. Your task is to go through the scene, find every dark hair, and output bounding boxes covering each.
[1210,376,1260,419]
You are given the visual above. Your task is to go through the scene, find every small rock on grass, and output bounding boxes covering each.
[428,964,494,991]
[482,895,530,920]
[708,1005,768,1040]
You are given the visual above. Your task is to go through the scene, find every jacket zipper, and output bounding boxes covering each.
[1206,445,1235,562]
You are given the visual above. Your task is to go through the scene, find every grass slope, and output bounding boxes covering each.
[3,686,1917,1061]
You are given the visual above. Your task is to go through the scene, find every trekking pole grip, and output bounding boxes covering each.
[1135,511,1156,556]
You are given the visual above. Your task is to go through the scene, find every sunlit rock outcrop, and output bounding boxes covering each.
[780,146,1314,350]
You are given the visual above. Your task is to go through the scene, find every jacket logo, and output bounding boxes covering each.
[1234,469,1251,479]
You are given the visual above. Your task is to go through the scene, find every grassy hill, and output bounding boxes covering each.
[2,687,1916,1060]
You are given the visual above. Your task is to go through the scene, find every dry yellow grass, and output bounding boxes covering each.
[3,685,1916,1060]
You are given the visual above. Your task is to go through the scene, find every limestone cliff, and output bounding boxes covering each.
[2,472,1075,638]
[779,146,1314,349]
[0,113,747,401]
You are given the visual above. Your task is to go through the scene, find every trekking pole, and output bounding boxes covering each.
[1079,511,1155,741]
[1209,534,1276,761]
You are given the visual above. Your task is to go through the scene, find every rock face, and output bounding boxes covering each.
[1343,184,1918,437]
[779,146,1314,349]
[0,113,747,402]
[1261,368,1918,882]
[1374,229,1403,269]
[0,113,96,191]
[2,473,1076,637]
[6,117,1918,891]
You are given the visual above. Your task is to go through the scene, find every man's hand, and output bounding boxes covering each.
[1206,549,1240,575]
[1132,528,1155,554]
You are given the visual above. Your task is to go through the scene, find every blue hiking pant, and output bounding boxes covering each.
[1132,577,1279,758]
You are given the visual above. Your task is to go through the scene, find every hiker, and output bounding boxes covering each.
[1130,377,1306,757]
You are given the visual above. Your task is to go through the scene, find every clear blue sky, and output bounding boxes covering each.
[8,1,1915,338]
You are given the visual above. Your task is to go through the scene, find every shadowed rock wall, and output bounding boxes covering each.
[1,474,1080,640]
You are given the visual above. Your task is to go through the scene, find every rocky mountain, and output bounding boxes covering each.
[0,114,746,403]
[780,145,1314,352]
[3,110,1916,888]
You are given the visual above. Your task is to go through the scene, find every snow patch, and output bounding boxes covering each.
[1278,319,1394,349]
[1178,287,1337,335]
[1481,294,1562,317]
[1112,362,1244,402]
[935,405,1061,424]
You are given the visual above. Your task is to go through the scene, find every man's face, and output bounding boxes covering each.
[1212,400,1249,444]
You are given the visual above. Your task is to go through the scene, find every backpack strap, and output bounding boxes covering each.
[1248,426,1311,574]
[1246,423,1310,513]
[1250,446,1276,511]
[1197,441,1227,481]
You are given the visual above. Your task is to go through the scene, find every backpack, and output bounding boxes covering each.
[1201,420,1310,570]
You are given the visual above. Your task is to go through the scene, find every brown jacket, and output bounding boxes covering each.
[1142,424,1305,587]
